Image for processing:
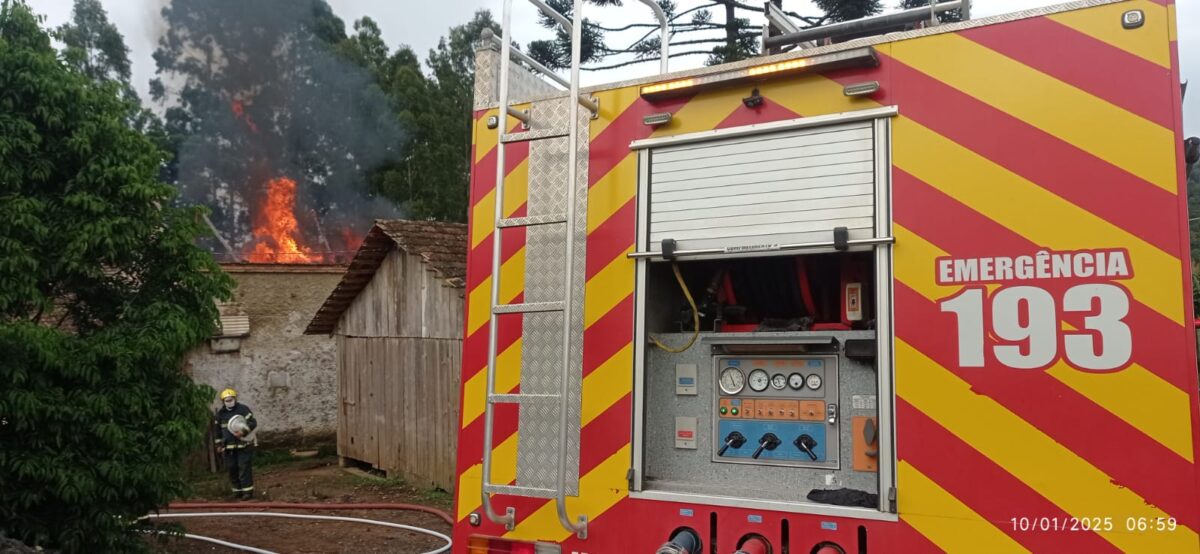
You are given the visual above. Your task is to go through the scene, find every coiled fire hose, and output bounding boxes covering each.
[141,502,454,554]
[650,262,700,353]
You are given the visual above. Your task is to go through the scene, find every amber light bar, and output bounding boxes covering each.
[639,47,877,101]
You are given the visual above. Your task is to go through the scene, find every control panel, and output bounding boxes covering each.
[712,355,839,469]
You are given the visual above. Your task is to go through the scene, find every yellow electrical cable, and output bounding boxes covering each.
[650,262,700,353]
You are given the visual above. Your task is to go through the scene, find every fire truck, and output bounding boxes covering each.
[453,0,1200,552]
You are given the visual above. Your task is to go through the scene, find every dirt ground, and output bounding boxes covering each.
[145,453,454,553]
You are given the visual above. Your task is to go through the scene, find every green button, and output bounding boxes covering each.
[720,407,728,415]
[731,408,739,415]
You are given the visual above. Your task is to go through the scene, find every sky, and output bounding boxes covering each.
[23,0,1200,133]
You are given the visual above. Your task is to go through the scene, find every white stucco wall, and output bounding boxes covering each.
[185,266,342,446]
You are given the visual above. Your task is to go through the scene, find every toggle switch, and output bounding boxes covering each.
[751,433,781,459]
[827,403,838,425]
[718,431,747,456]
[794,434,819,461]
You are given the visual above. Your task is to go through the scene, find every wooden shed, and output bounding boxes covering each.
[305,220,466,491]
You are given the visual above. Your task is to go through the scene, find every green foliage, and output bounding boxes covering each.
[350,10,498,222]
[0,2,233,551]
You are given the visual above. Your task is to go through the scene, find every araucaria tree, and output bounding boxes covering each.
[0,1,233,551]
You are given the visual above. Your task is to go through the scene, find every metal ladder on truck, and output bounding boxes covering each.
[478,0,668,540]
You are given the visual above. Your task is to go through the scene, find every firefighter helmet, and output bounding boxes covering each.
[219,388,237,400]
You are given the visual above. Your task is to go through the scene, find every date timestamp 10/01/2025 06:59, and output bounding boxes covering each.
[1011,517,1177,533]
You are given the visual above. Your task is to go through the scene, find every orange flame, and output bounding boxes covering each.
[243,177,321,263]
[231,99,259,134]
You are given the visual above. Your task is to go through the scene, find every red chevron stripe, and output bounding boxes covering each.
[961,17,1174,128]
[462,311,524,386]
[891,520,946,553]
[894,168,1193,392]
[466,224,527,290]
[583,296,632,377]
[457,394,634,526]
[715,97,800,129]
[868,55,1180,251]
[589,95,692,186]
[454,401,519,476]
[1168,23,1200,475]
[895,280,1199,530]
[585,199,636,279]
[470,123,529,205]
[898,399,1120,553]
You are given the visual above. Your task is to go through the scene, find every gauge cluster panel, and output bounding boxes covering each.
[712,355,840,469]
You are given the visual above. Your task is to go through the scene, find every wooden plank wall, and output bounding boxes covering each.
[335,249,463,491]
[338,250,463,340]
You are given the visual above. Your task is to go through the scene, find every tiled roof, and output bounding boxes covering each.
[304,220,467,335]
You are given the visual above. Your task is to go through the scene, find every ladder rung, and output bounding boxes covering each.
[498,214,567,228]
[493,301,564,314]
[484,483,557,497]
[502,127,569,143]
[489,393,560,404]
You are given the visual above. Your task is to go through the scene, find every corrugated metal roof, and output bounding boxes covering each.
[303,220,467,335]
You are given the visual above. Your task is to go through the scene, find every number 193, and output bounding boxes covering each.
[940,284,1132,371]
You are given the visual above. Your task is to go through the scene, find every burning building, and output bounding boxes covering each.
[159,0,407,444]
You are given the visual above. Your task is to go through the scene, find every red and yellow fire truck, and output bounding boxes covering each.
[453,0,1200,551]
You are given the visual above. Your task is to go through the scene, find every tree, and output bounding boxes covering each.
[57,0,164,139]
[0,2,233,551]
[152,0,404,255]
[358,10,499,222]
[55,0,130,86]
[527,0,882,71]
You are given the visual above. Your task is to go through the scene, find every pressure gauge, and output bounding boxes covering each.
[719,367,745,395]
[770,373,787,390]
[806,373,823,391]
[748,369,770,392]
[788,372,805,390]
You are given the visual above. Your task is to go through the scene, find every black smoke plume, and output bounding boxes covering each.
[152,0,403,262]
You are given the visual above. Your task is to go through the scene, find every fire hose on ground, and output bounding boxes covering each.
[140,502,454,554]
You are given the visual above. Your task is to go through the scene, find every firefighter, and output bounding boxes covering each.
[214,388,257,500]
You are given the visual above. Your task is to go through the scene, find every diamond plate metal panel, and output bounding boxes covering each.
[514,96,590,497]
[473,46,498,107]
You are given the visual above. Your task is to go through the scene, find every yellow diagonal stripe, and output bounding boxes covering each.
[467,247,526,336]
[581,344,633,424]
[456,343,632,521]
[471,159,530,249]
[896,222,1194,461]
[584,246,635,328]
[474,109,500,163]
[891,32,1176,192]
[1168,3,1178,43]
[761,72,882,116]
[1046,350,1194,461]
[896,339,1198,551]
[459,338,524,429]
[504,445,631,542]
[456,433,518,521]
[893,224,955,300]
[590,85,641,141]
[898,462,1028,553]
[475,105,530,163]
[587,154,637,234]
[1049,0,1171,69]
[893,117,1184,324]
[651,86,745,138]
